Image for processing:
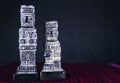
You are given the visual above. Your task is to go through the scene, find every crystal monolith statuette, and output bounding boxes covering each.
[40,21,66,80]
[13,5,39,80]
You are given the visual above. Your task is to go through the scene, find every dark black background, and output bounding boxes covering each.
[0,0,120,66]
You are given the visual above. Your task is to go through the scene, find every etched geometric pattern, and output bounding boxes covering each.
[16,5,37,74]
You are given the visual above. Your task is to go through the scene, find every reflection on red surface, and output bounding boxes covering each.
[0,63,120,83]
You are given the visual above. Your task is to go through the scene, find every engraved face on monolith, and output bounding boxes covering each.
[20,5,35,28]
[45,21,58,42]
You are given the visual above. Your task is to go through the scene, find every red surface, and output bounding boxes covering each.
[0,64,120,83]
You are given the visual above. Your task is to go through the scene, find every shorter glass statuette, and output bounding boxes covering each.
[40,21,66,80]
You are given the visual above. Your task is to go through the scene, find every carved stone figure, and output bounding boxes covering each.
[40,21,66,80]
[13,5,39,80]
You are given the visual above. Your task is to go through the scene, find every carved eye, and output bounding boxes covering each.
[20,39,26,44]
[30,18,33,21]
[29,39,34,44]
[51,46,54,49]
[54,32,57,36]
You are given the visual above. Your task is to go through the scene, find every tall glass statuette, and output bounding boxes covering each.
[40,21,66,80]
[13,5,39,80]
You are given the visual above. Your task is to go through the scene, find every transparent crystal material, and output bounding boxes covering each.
[42,21,64,72]
[16,5,37,74]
